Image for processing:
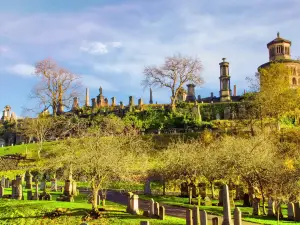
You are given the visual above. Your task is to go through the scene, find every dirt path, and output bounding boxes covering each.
[106,190,258,225]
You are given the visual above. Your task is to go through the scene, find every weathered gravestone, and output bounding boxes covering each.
[11,180,17,198]
[288,202,295,220]
[126,192,133,213]
[33,183,39,200]
[63,180,72,196]
[25,171,33,189]
[267,198,275,216]
[186,209,193,225]
[200,210,207,225]
[294,202,300,222]
[252,198,260,216]
[222,184,232,225]
[150,198,154,217]
[159,206,165,220]
[234,207,241,225]
[131,194,139,215]
[0,186,4,197]
[192,206,200,225]
[154,202,160,218]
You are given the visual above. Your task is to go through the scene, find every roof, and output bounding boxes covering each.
[267,32,291,48]
[258,59,300,70]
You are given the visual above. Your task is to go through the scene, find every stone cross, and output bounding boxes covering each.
[234,207,241,225]
[186,209,193,225]
[222,184,232,225]
[267,198,275,216]
[150,198,155,216]
[288,202,295,220]
[192,206,200,225]
[159,206,165,220]
[200,210,207,225]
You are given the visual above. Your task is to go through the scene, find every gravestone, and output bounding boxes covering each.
[267,198,275,216]
[252,198,260,216]
[1,176,5,187]
[51,178,57,191]
[288,202,295,220]
[216,113,221,120]
[294,202,300,222]
[126,192,133,213]
[243,193,250,207]
[97,195,101,205]
[192,206,200,225]
[144,180,151,195]
[25,171,33,189]
[5,178,9,188]
[34,183,39,200]
[154,202,160,217]
[150,198,154,217]
[16,184,23,200]
[222,185,232,225]
[212,217,219,225]
[27,190,33,200]
[200,210,207,225]
[131,194,139,215]
[186,209,193,225]
[234,207,241,225]
[11,180,17,199]
[0,186,4,197]
[159,206,165,220]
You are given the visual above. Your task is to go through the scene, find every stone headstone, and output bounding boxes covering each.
[154,202,160,217]
[212,217,219,225]
[222,185,232,225]
[234,207,241,225]
[200,210,207,225]
[1,176,5,187]
[16,184,23,200]
[25,171,33,189]
[51,178,57,191]
[159,206,165,220]
[294,202,300,222]
[126,192,133,213]
[11,180,17,198]
[288,202,295,220]
[0,186,4,197]
[131,194,139,214]
[97,195,101,205]
[27,190,33,200]
[192,206,200,225]
[5,179,9,188]
[150,198,155,216]
[186,209,193,225]
[144,180,151,195]
[267,198,275,216]
[243,193,250,207]
[252,197,260,216]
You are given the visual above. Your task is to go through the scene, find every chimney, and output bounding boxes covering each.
[234,85,237,96]
[85,88,90,107]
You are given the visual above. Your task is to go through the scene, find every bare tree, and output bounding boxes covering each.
[32,58,81,116]
[143,54,203,110]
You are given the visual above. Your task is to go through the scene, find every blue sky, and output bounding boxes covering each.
[1,0,300,117]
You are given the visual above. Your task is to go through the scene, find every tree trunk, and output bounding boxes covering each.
[162,179,166,196]
[91,187,99,212]
[68,164,73,181]
[171,96,176,111]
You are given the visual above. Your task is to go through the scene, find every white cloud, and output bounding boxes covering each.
[81,74,118,92]
[6,64,35,77]
[80,41,108,55]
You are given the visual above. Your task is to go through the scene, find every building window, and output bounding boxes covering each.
[292,77,297,85]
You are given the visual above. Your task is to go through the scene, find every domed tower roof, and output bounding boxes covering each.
[267,32,291,48]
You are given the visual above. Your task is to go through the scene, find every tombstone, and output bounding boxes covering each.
[159,206,165,220]
[140,222,150,225]
[243,193,250,207]
[234,207,241,225]
[34,183,39,200]
[144,180,151,195]
[216,113,221,120]
[0,186,4,197]
[200,210,207,225]
[11,180,17,198]
[186,209,193,225]
[51,178,57,191]
[212,217,219,225]
[222,185,231,225]
[288,202,295,220]
[126,192,133,213]
[40,180,46,191]
[25,171,33,189]
[150,198,155,217]
[27,190,33,200]
[267,198,275,216]
[16,184,23,200]
[5,178,9,188]
[1,176,5,187]
[294,202,300,222]
[71,181,77,196]
[218,189,223,206]
[252,197,260,216]
[192,206,200,225]
[131,194,139,214]
[154,202,160,217]
[63,180,72,196]
[224,107,231,120]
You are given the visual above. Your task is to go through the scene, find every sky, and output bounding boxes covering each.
[0,0,300,117]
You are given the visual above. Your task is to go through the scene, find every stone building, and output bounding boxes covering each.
[258,32,300,87]
[1,105,17,122]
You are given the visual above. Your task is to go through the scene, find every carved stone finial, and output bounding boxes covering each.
[277,32,280,38]
[222,58,226,62]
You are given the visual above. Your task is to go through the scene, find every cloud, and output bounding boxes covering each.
[81,74,118,92]
[80,41,108,55]
[6,64,35,77]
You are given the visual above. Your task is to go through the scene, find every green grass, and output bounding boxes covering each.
[0,189,186,225]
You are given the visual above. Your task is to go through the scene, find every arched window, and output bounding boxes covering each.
[292,77,297,85]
